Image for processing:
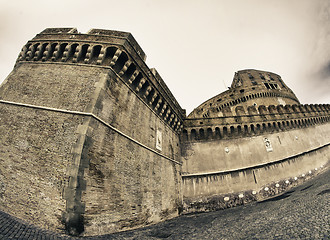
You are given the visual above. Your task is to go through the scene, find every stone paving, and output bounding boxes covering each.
[1,168,329,240]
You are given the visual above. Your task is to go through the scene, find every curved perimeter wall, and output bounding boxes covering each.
[181,122,330,208]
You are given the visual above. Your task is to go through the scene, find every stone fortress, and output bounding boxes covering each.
[0,28,329,236]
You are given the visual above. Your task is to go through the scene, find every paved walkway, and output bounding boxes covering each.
[1,168,329,239]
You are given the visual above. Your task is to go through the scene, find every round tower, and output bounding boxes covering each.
[188,69,300,118]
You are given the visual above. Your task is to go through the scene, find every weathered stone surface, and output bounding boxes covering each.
[0,28,184,236]
[0,103,83,231]
[0,28,329,237]
[0,168,329,239]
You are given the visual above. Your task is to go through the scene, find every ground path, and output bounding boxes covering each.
[1,169,329,239]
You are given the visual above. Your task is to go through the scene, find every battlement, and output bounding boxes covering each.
[0,28,187,235]
[182,103,330,142]
[36,28,146,61]
[15,28,185,133]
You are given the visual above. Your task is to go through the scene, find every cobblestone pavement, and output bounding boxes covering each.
[1,168,329,240]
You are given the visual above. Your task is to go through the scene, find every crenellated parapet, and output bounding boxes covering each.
[182,104,330,142]
[15,28,185,133]
[196,91,300,118]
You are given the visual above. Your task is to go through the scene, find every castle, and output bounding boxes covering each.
[0,28,329,236]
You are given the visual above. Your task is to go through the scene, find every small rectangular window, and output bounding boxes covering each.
[277,77,285,88]
[156,130,162,151]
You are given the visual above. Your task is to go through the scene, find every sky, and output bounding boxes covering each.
[0,0,329,115]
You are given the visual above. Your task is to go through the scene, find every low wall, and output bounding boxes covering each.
[183,143,329,197]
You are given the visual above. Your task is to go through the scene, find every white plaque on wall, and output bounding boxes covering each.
[277,97,286,106]
[156,130,162,151]
[264,138,273,152]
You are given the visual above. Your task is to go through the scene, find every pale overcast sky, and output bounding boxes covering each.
[0,0,329,114]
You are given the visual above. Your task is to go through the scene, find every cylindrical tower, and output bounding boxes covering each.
[188,69,300,118]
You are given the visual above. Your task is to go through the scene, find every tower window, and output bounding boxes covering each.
[264,83,270,89]
[277,76,285,88]
[269,83,278,89]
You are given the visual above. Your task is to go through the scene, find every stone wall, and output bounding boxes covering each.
[15,27,185,129]
[181,122,330,211]
[0,28,185,236]
[182,144,329,213]
[79,70,182,236]
[0,102,83,232]
[0,64,100,111]
[0,62,105,232]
